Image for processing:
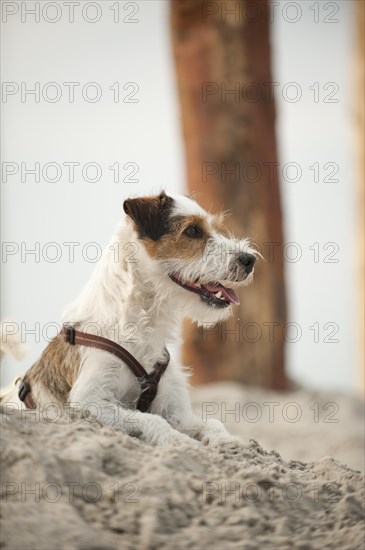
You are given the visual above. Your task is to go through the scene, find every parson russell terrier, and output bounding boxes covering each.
[2,192,257,447]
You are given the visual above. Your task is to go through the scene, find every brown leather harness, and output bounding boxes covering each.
[18,325,170,413]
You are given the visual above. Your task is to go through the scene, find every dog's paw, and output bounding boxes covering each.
[201,419,246,448]
[152,425,199,447]
[202,434,246,449]
[160,431,200,447]
[172,434,201,447]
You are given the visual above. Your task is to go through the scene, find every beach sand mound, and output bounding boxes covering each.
[1,398,364,550]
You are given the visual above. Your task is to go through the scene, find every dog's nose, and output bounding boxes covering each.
[238,253,256,273]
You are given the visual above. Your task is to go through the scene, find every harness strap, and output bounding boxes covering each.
[61,326,170,412]
[19,326,170,413]
[61,326,149,379]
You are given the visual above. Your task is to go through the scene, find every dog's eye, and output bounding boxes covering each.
[184,224,204,239]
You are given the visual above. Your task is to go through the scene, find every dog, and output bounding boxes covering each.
[1,191,257,446]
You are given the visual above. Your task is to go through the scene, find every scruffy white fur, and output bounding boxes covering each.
[3,193,257,447]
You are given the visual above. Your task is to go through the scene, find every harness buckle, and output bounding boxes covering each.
[137,376,158,412]
[65,326,76,345]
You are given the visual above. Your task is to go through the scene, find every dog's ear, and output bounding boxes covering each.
[123,192,173,241]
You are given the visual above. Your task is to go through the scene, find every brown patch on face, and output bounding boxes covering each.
[23,334,80,405]
[123,191,174,241]
[143,214,211,260]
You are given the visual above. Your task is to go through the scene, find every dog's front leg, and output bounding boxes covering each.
[72,394,200,446]
[166,409,243,447]
[152,363,243,447]
[69,384,197,447]
[69,354,199,446]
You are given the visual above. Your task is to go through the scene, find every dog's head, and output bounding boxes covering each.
[123,192,258,324]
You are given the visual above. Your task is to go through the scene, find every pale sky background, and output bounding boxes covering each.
[1,1,358,392]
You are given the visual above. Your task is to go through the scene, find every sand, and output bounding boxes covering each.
[1,383,364,550]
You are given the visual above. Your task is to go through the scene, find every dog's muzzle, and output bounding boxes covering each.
[169,273,240,309]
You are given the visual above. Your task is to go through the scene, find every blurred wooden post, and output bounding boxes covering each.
[171,0,287,389]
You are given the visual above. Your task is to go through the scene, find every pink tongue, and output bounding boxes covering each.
[202,283,240,305]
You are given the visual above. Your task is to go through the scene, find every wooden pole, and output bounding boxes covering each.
[171,0,287,389]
